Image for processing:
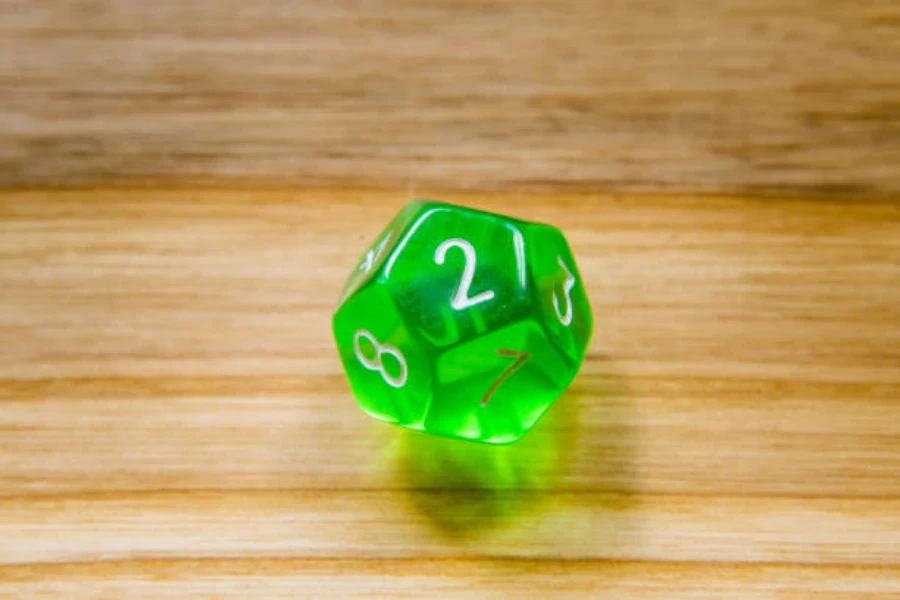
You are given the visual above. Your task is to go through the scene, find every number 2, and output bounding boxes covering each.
[434,238,495,310]
[553,256,576,326]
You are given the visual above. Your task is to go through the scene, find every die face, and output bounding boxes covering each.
[336,201,427,307]
[382,202,532,350]
[525,224,593,366]
[332,283,434,430]
[429,319,574,444]
[334,200,590,445]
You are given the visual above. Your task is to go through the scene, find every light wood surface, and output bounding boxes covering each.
[2,1,900,195]
[0,188,898,598]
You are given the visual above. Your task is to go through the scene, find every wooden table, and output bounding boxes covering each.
[3,0,900,595]
[3,1,900,196]
[1,188,897,597]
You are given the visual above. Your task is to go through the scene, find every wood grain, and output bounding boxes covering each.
[2,1,900,195]
[1,189,899,597]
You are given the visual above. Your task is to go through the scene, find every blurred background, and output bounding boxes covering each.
[2,0,898,195]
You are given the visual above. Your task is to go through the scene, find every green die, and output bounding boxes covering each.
[333,200,592,444]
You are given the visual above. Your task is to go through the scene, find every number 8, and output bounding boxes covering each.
[353,329,408,388]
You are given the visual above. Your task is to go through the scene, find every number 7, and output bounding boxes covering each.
[480,349,531,407]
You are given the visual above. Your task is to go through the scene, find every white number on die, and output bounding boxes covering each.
[434,238,496,310]
[360,232,392,273]
[553,256,577,326]
[353,329,408,389]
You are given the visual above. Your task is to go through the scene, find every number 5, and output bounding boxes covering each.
[553,256,576,326]
[360,232,392,273]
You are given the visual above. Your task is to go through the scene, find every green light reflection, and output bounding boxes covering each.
[393,387,578,537]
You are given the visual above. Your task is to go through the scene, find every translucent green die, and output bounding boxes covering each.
[333,200,592,444]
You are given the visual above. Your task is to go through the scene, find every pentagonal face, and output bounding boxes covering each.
[525,224,593,365]
[332,282,434,430]
[380,201,531,351]
[428,319,575,444]
[336,201,428,306]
